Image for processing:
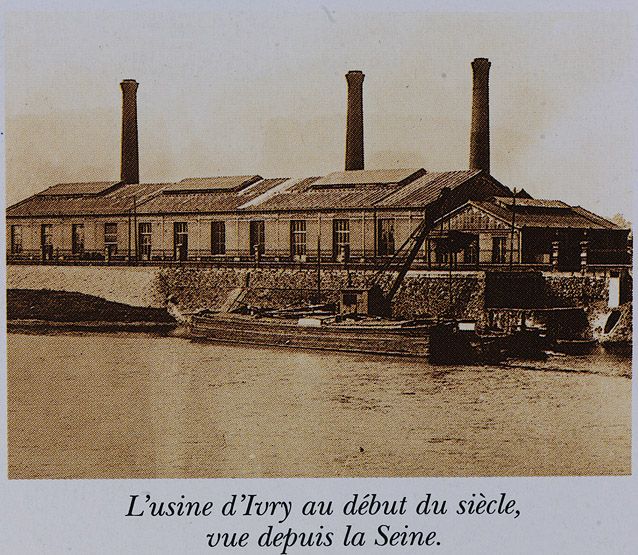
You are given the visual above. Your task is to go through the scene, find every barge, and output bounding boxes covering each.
[188,310,551,363]
[190,313,433,357]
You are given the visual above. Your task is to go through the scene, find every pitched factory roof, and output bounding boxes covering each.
[375,170,483,208]
[7,169,505,217]
[136,178,289,214]
[570,206,622,229]
[237,177,314,209]
[310,168,426,188]
[164,175,263,193]
[469,199,622,230]
[7,182,170,217]
[250,170,496,212]
[493,197,570,209]
[37,181,122,197]
[249,177,398,211]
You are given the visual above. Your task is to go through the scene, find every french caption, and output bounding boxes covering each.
[126,492,520,552]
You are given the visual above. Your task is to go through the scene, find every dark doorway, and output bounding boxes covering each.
[332,219,350,261]
[138,223,152,260]
[72,224,85,256]
[249,220,265,257]
[174,222,188,261]
[377,218,395,256]
[41,224,53,261]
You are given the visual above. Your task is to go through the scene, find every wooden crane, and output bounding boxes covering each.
[340,189,452,318]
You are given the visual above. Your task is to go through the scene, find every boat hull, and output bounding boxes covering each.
[191,315,431,357]
[190,315,549,363]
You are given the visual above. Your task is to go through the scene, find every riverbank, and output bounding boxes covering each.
[7,289,176,333]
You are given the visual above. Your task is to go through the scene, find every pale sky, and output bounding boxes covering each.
[4,5,636,218]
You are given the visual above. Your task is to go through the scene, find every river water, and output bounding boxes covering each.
[7,332,631,479]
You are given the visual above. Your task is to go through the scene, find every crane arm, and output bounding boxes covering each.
[368,190,450,315]
[383,212,439,303]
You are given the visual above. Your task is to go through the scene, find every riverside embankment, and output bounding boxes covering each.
[7,264,620,331]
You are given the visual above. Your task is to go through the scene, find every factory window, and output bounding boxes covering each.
[492,236,507,264]
[290,220,307,258]
[463,240,478,264]
[174,222,188,261]
[250,220,265,257]
[72,224,85,255]
[10,225,23,254]
[41,224,53,260]
[104,223,118,256]
[138,222,152,260]
[211,221,226,255]
[333,219,350,261]
[377,218,395,256]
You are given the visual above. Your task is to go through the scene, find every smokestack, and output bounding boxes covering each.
[120,79,139,184]
[469,58,490,173]
[345,70,365,171]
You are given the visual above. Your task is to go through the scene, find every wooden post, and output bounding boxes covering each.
[580,240,588,274]
[316,234,321,303]
[276,213,280,259]
[509,188,517,272]
[132,196,138,261]
[361,211,365,261]
[197,217,202,261]
[372,209,377,260]
[236,218,240,259]
[551,240,560,272]
[161,215,165,259]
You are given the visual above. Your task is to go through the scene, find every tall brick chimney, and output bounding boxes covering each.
[469,58,490,173]
[120,79,139,184]
[345,70,365,171]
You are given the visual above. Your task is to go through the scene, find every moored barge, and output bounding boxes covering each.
[190,313,433,357]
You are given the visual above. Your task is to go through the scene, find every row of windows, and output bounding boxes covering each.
[10,219,398,259]
[10,222,514,264]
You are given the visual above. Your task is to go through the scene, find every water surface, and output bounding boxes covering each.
[7,332,631,478]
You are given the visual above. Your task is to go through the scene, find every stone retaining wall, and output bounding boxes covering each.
[7,265,623,324]
[154,267,485,320]
[543,273,610,311]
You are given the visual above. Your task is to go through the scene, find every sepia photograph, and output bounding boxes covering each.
[4,6,632,482]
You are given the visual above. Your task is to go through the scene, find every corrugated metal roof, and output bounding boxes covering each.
[38,181,122,197]
[570,206,621,229]
[472,200,620,230]
[136,178,288,214]
[493,197,570,209]
[237,177,309,209]
[8,170,483,216]
[376,170,481,208]
[310,168,425,188]
[251,178,398,211]
[7,182,170,217]
[164,175,262,193]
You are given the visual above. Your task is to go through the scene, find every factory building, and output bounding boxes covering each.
[6,59,630,272]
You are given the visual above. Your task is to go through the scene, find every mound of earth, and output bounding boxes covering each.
[7,289,175,323]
